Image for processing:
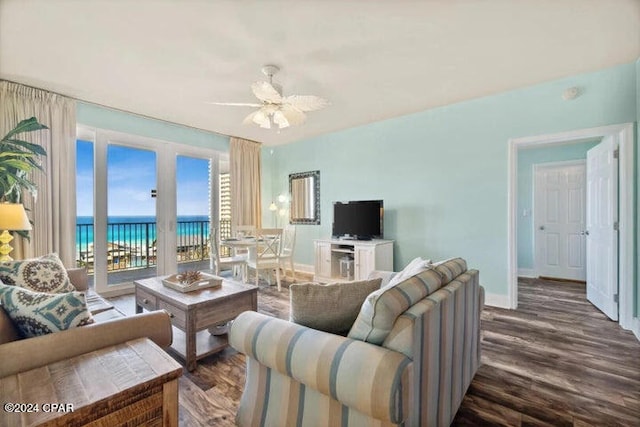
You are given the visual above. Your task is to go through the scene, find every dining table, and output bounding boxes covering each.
[221,235,281,283]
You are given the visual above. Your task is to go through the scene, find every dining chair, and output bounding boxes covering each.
[210,227,248,278]
[245,228,283,290]
[278,225,296,281]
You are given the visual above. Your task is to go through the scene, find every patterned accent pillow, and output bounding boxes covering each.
[348,269,443,345]
[0,283,94,338]
[0,253,75,293]
[290,278,382,335]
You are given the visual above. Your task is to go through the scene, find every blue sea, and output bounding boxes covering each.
[76,215,210,249]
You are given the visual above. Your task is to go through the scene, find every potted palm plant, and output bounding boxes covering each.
[0,117,48,241]
[0,117,48,203]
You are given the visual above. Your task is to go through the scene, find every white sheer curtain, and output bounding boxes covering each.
[0,81,77,266]
[230,137,262,229]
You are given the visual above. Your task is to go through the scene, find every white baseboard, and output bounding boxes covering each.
[292,263,314,275]
[484,292,511,309]
[517,268,536,278]
[632,317,640,342]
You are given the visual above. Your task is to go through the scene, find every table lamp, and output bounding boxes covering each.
[0,203,32,261]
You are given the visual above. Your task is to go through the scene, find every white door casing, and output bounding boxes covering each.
[507,123,634,339]
[586,136,619,321]
[534,161,586,281]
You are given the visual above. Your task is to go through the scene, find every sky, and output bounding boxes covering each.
[76,140,210,217]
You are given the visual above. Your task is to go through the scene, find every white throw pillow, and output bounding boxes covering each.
[383,257,432,289]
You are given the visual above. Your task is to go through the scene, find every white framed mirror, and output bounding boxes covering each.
[289,170,320,225]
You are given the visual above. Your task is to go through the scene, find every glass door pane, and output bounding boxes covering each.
[107,145,157,285]
[176,155,211,273]
[75,138,95,287]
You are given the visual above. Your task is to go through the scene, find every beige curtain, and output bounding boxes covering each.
[230,137,262,229]
[0,81,77,266]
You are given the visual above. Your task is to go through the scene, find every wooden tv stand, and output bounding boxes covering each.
[314,238,394,282]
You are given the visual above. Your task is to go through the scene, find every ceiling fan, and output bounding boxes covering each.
[206,65,329,130]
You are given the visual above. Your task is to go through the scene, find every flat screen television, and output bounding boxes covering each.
[332,200,383,240]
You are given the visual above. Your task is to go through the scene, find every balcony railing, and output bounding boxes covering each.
[76,219,232,273]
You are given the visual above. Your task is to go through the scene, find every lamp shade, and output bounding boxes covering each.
[269,202,278,211]
[0,203,32,231]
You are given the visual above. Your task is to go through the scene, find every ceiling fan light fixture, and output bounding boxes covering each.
[208,64,329,131]
[253,110,268,126]
[273,110,290,129]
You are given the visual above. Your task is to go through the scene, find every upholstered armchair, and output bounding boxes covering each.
[230,258,484,426]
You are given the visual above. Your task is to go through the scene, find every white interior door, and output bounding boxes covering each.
[586,137,619,320]
[534,162,586,281]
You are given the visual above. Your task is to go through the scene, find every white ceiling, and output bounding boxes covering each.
[1,0,638,146]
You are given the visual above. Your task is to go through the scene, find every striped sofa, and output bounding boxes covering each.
[229,258,484,426]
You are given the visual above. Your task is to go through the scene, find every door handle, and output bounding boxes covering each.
[584,230,589,236]
[539,226,545,231]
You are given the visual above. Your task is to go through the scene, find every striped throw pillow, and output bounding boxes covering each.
[348,268,443,345]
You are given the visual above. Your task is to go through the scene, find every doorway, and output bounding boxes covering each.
[507,123,635,333]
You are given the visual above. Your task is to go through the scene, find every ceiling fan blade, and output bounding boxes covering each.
[280,104,307,125]
[283,95,329,112]
[251,81,282,104]
[205,101,263,107]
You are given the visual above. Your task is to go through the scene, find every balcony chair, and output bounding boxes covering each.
[245,228,283,290]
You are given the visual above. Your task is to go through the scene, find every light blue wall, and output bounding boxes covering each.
[77,102,229,151]
[516,141,600,271]
[265,62,637,298]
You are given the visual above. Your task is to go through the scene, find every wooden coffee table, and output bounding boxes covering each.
[134,276,258,371]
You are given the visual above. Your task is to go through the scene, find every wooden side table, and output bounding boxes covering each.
[135,276,258,371]
[0,337,182,427]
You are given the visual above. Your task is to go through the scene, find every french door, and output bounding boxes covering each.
[175,150,220,274]
[77,126,220,295]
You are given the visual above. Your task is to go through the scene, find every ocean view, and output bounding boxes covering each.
[76,215,210,248]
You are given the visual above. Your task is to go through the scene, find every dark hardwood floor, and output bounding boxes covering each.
[109,276,640,426]
[454,278,640,426]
